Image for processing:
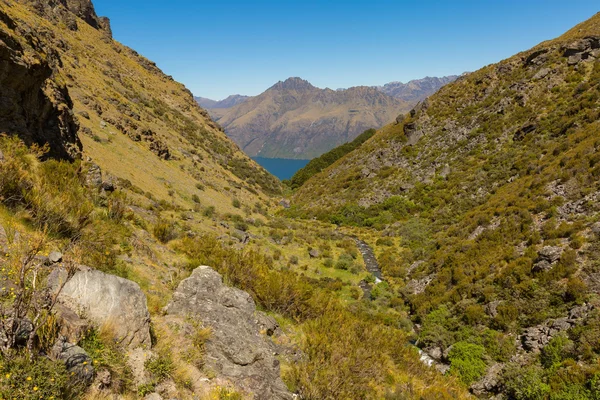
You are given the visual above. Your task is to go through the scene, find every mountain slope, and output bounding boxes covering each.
[292,12,600,397]
[214,77,410,159]
[288,128,376,189]
[376,75,459,102]
[2,0,280,213]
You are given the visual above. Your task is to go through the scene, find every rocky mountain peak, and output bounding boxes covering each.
[270,77,315,92]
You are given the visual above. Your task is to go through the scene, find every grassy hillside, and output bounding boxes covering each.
[292,12,600,398]
[2,0,280,216]
[287,128,376,189]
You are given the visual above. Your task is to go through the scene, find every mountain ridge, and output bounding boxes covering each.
[211,77,410,159]
[205,75,457,159]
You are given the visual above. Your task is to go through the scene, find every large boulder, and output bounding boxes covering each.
[166,266,293,400]
[49,266,151,348]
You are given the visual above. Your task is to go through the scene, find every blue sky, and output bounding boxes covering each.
[93,1,598,100]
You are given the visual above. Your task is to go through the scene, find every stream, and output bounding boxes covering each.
[353,237,383,283]
[353,236,449,373]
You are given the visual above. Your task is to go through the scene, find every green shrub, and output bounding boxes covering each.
[79,328,133,392]
[503,364,550,400]
[448,342,487,385]
[541,334,573,369]
[145,352,174,382]
[0,352,76,400]
[153,219,178,243]
[323,258,334,268]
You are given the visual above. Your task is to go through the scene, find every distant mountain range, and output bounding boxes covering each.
[196,75,457,159]
[195,94,250,110]
[375,75,459,103]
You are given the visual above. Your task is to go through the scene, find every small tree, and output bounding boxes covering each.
[0,229,74,359]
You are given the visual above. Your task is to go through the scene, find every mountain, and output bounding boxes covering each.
[292,12,600,397]
[195,94,250,109]
[376,75,460,102]
[214,77,410,159]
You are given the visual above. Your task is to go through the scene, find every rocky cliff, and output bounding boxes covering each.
[0,7,80,159]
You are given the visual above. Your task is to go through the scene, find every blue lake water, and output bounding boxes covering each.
[252,157,310,181]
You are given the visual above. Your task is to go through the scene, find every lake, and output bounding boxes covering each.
[252,157,310,181]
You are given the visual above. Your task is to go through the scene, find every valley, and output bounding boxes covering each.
[0,1,599,400]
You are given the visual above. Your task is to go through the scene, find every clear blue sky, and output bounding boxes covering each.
[93,0,598,100]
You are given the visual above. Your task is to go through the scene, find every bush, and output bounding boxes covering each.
[153,219,178,243]
[79,327,133,392]
[0,137,93,238]
[502,364,550,400]
[0,353,77,400]
[541,334,573,369]
[448,342,487,385]
[232,198,241,208]
[145,352,174,382]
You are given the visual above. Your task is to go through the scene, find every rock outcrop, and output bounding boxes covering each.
[532,246,563,273]
[49,266,152,348]
[521,303,594,352]
[166,266,293,400]
[19,0,112,37]
[0,17,81,159]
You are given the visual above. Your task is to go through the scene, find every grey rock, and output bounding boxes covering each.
[425,346,442,361]
[485,300,502,318]
[94,369,111,390]
[539,246,563,263]
[54,303,89,343]
[308,249,320,258]
[532,259,552,273]
[255,313,280,337]
[279,199,291,209]
[533,68,551,80]
[521,303,593,352]
[471,363,504,396]
[49,251,63,263]
[49,266,151,348]
[0,149,4,162]
[405,274,434,294]
[166,266,293,400]
[85,164,103,188]
[51,338,94,383]
[568,54,582,65]
[532,246,563,272]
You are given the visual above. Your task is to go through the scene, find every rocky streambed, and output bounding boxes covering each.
[353,237,451,374]
[353,237,384,283]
